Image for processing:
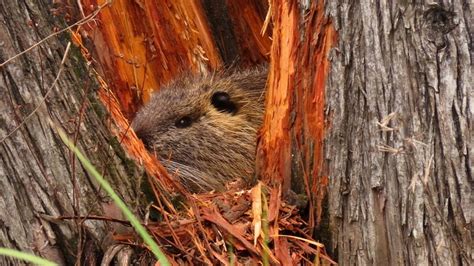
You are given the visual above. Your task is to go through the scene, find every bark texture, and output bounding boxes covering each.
[0,1,144,264]
[325,1,472,265]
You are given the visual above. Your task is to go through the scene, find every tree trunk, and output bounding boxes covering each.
[325,1,472,265]
[0,1,145,264]
[0,0,272,264]
[1,0,471,265]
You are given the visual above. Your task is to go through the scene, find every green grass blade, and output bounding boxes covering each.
[55,125,170,265]
[0,248,57,266]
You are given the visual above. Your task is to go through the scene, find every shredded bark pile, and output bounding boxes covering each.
[114,182,336,265]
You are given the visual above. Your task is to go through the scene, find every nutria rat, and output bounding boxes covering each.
[132,67,267,192]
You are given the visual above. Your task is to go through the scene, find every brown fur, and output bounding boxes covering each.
[132,67,267,192]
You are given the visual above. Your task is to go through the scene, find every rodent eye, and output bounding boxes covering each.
[211,91,237,114]
[175,116,193,128]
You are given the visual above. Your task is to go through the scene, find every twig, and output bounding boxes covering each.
[377,143,404,154]
[42,214,132,226]
[0,1,110,67]
[376,112,397,131]
[0,42,72,144]
[261,0,272,36]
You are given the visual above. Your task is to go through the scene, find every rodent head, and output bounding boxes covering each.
[132,67,267,192]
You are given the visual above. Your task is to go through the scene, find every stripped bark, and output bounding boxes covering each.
[257,0,336,232]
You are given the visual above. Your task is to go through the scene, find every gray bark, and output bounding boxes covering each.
[325,1,472,265]
[0,1,144,264]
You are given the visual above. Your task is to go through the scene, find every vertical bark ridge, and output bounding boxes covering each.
[325,1,472,264]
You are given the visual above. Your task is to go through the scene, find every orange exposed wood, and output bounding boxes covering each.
[79,0,221,119]
[226,0,271,64]
[257,0,297,193]
[257,0,337,228]
[297,0,337,227]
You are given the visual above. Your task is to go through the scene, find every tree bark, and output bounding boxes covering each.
[0,0,272,264]
[325,1,472,265]
[0,1,145,264]
[1,0,471,265]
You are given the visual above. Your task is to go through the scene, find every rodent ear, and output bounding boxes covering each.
[211,91,237,114]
